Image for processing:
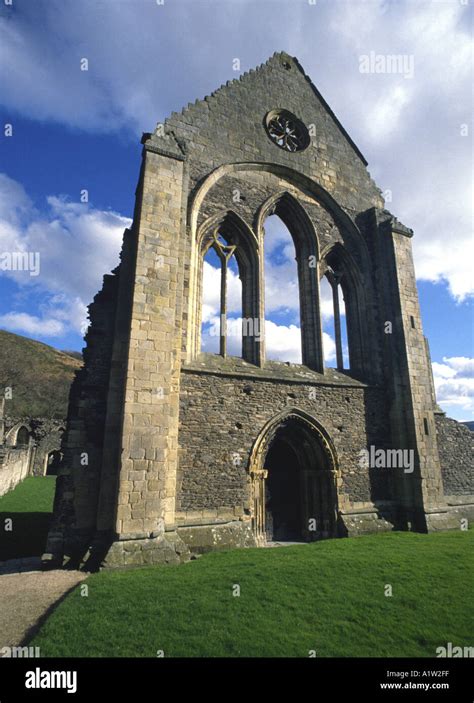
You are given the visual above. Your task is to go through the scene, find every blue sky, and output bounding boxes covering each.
[0,0,472,419]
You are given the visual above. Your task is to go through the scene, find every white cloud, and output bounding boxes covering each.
[0,0,250,135]
[201,312,338,367]
[320,275,335,320]
[0,1,471,304]
[322,332,336,364]
[367,84,411,142]
[265,259,300,316]
[329,0,383,50]
[325,1,472,302]
[0,312,64,337]
[0,173,130,337]
[441,357,474,378]
[413,226,474,302]
[202,259,241,320]
[265,320,302,363]
[432,361,457,381]
[201,314,243,356]
[263,216,300,316]
[432,356,474,417]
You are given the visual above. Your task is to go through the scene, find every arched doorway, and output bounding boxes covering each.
[45,450,61,476]
[265,437,301,540]
[15,426,30,446]
[250,410,338,544]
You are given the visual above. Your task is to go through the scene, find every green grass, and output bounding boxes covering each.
[0,476,56,560]
[30,530,473,657]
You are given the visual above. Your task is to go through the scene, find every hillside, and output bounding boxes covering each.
[0,330,82,419]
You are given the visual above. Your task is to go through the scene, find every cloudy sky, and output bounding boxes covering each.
[0,0,472,419]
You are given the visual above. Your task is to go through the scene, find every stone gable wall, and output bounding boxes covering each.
[164,53,384,214]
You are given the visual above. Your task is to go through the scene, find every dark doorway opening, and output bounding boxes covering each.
[265,439,301,540]
[45,450,61,476]
[262,416,337,542]
[16,426,30,446]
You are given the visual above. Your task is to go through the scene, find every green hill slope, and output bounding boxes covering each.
[0,329,82,419]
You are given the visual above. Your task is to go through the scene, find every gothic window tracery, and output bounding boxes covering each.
[202,230,238,358]
[320,243,368,376]
[264,110,310,153]
[322,264,348,371]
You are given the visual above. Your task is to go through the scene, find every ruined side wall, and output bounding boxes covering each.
[371,212,445,530]
[2,417,64,476]
[388,230,444,511]
[45,270,120,559]
[31,420,64,476]
[436,415,474,495]
[0,446,32,496]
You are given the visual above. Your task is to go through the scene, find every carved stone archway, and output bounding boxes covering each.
[248,408,339,544]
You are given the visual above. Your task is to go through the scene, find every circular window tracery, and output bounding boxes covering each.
[264,109,310,153]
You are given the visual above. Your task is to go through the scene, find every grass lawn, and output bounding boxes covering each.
[0,476,56,560]
[30,529,473,657]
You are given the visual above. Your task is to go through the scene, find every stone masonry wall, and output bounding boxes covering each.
[159,52,385,370]
[30,420,65,476]
[165,52,383,215]
[46,270,120,559]
[3,417,64,476]
[177,361,391,522]
[0,446,31,496]
[389,229,444,509]
[45,51,461,564]
[436,415,473,495]
[113,147,186,538]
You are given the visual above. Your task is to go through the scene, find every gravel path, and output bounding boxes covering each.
[0,562,87,649]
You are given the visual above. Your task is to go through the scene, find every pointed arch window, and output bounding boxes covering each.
[196,211,260,365]
[263,214,302,363]
[320,244,368,378]
[259,193,324,372]
[323,265,349,371]
[201,231,240,358]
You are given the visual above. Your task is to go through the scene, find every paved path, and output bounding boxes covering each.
[0,561,87,648]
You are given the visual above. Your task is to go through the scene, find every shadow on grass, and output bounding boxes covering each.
[0,512,52,561]
[21,580,85,649]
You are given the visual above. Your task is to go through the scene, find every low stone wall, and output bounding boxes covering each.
[100,532,190,569]
[0,446,32,497]
[177,520,257,554]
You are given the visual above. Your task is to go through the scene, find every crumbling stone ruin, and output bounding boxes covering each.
[43,53,473,568]
[0,399,64,496]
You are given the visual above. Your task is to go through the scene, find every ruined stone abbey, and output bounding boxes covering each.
[44,53,473,568]
[0,399,64,498]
